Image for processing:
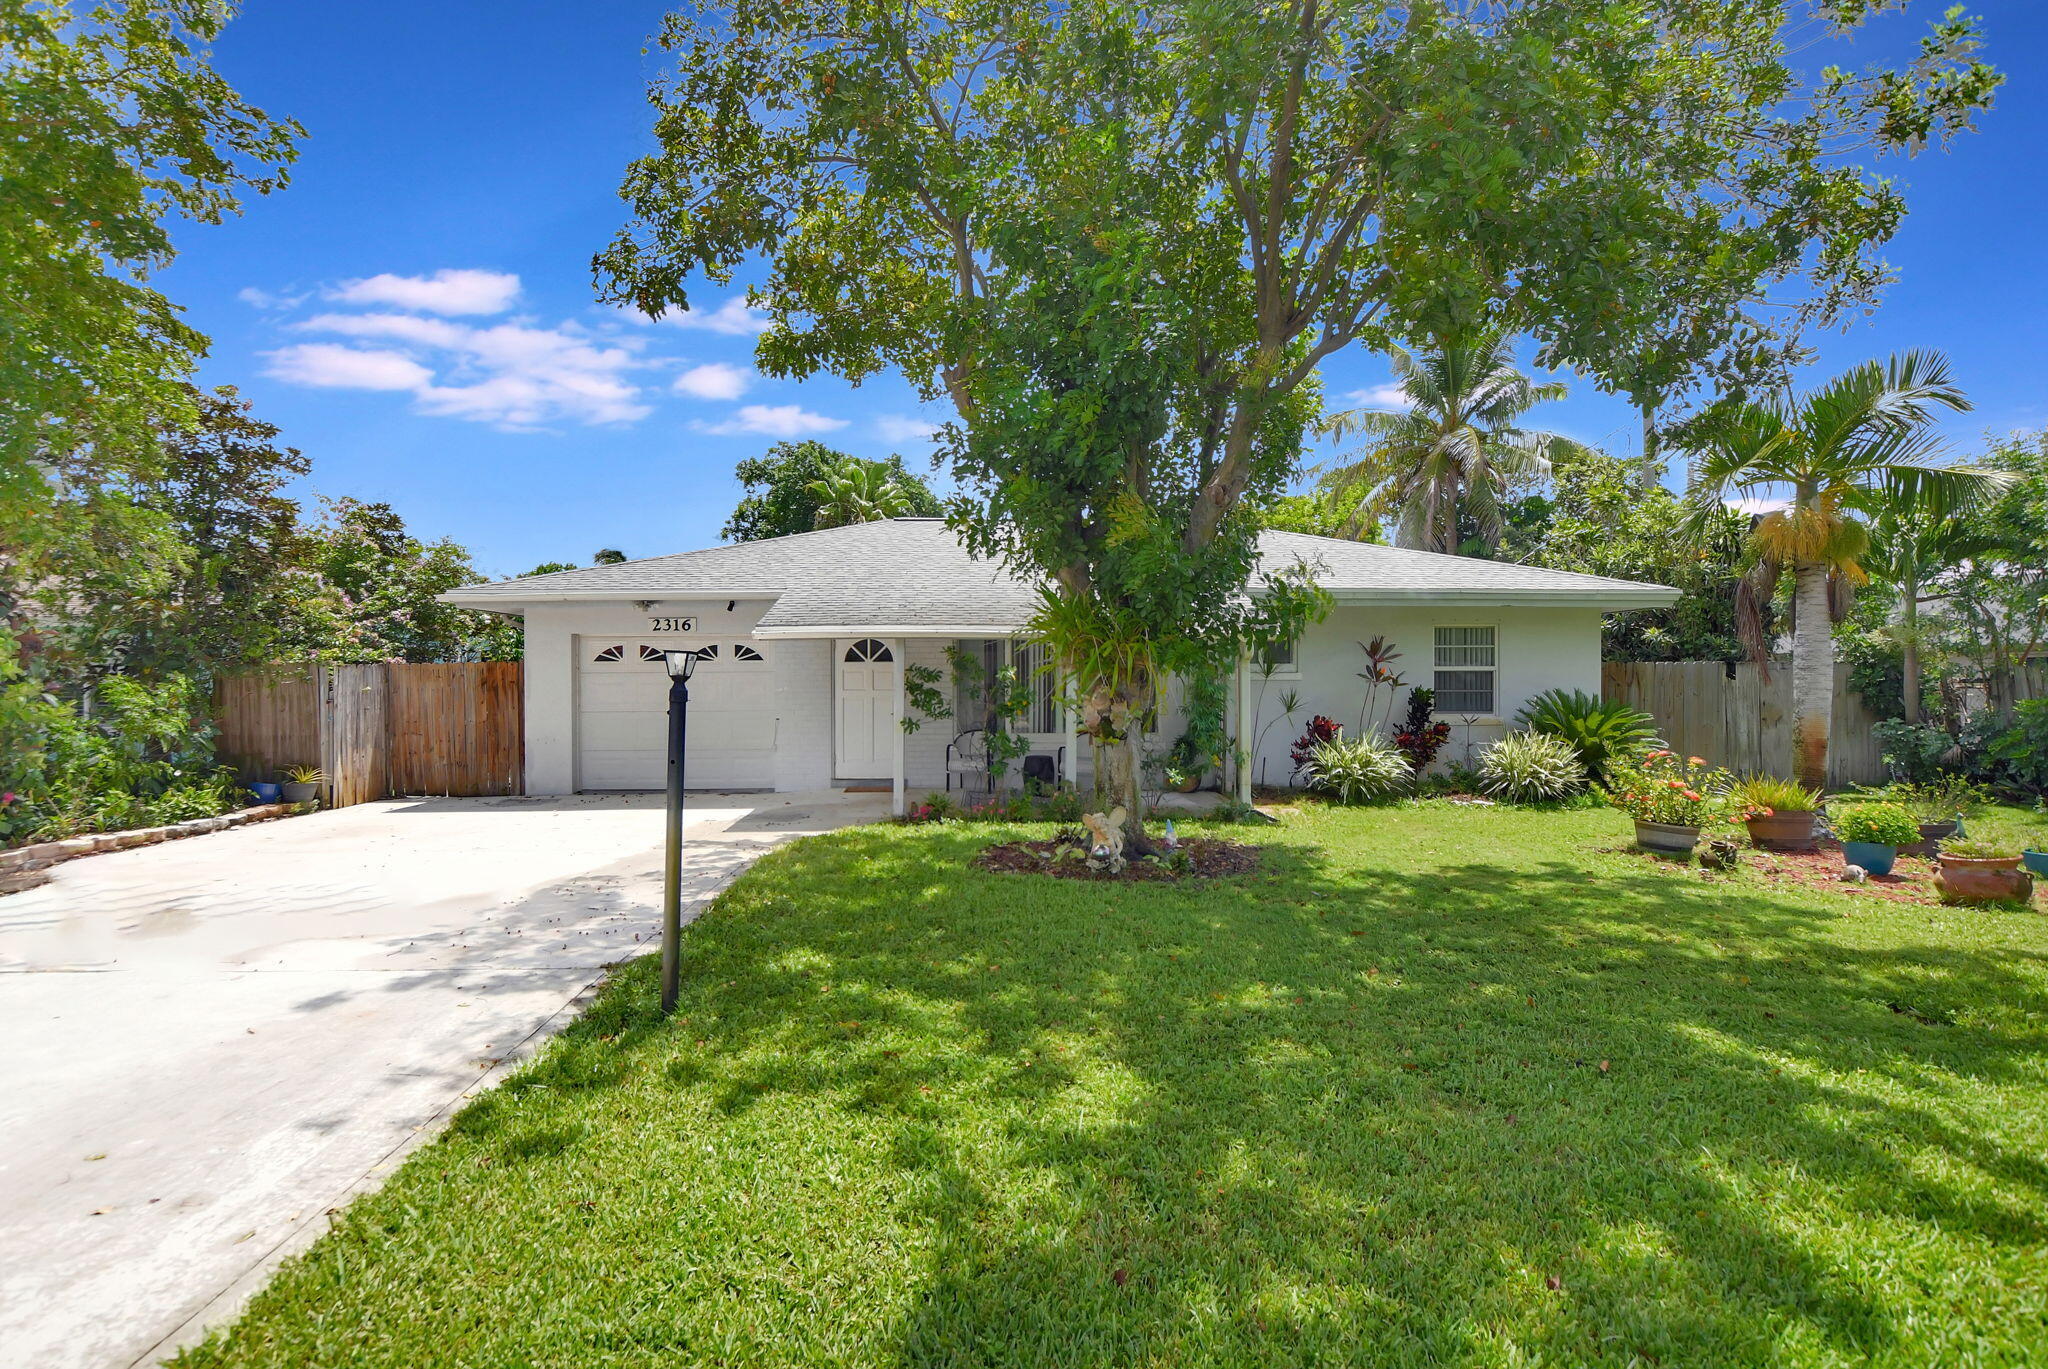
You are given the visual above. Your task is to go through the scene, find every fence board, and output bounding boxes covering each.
[215,661,524,807]
[213,666,319,783]
[1604,660,1887,789]
[385,662,525,796]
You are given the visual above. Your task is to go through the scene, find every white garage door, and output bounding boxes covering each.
[576,637,778,790]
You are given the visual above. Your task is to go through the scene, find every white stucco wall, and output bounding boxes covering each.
[1236,603,1605,787]
[513,598,1602,797]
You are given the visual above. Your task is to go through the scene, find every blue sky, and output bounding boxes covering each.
[163,2,2047,577]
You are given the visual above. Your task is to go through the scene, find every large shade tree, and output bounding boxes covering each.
[599,0,1997,833]
[1321,327,1580,553]
[1683,353,2002,788]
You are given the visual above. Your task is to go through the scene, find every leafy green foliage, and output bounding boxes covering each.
[2,0,299,528]
[1832,802,1921,848]
[1873,718,1956,784]
[721,442,938,542]
[1514,689,1657,785]
[1479,731,1588,803]
[3,671,236,844]
[1986,700,2048,796]
[1300,734,1411,804]
[1505,445,1756,662]
[1169,670,1231,782]
[1602,750,1735,828]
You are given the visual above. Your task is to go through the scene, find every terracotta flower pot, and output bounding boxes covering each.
[1935,855,2035,906]
[1900,820,1958,859]
[1745,810,1818,852]
[1634,820,1702,856]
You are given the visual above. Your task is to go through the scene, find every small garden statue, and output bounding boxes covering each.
[1082,807,1129,874]
[1699,838,1740,871]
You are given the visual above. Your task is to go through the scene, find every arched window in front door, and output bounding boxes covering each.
[844,638,893,663]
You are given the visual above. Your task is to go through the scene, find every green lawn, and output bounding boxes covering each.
[178,805,2048,1368]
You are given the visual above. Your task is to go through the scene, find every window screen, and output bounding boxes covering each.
[1433,626,1496,715]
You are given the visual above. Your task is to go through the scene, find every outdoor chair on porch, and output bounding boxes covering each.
[945,728,994,794]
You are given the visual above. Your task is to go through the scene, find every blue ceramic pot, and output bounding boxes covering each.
[2024,850,2048,878]
[1842,840,1897,877]
[247,781,282,805]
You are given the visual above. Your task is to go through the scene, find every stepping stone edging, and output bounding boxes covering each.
[0,804,304,895]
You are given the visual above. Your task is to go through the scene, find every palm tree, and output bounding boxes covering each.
[1321,328,1581,553]
[806,458,919,529]
[1863,474,2005,724]
[1684,352,1999,788]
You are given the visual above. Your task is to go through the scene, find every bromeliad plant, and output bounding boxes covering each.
[1478,731,1587,803]
[1300,734,1413,805]
[1727,773,1820,818]
[1601,750,1735,829]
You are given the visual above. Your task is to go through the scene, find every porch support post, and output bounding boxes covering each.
[1236,649,1254,805]
[1062,670,1078,786]
[892,638,908,816]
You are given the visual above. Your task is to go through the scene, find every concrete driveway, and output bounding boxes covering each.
[0,790,884,1369]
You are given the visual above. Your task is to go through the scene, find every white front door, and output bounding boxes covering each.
[834,637,897,778]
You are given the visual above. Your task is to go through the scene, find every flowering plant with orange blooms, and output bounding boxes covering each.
[1599,749,1735,827]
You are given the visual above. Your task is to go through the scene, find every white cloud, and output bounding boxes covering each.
[696,404,847,438]
[1729,495,1791,516]
[673,362,753,400]
[298,311,471,348]
[263,343,433,391]
[874,414,938,444]
[1346,382,1410,409]
[238,285,306,310]
[328,268,521,316]
[277,313,649,427]
[633,296,770,335]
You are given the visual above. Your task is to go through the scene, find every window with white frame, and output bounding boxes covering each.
[1257,636,1299,676]
[962,640,1062,733]
[1433,626,1497,715]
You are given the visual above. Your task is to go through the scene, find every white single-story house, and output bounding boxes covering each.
[441,518,1678,812]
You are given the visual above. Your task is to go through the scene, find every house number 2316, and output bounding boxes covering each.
[648,617,695,632]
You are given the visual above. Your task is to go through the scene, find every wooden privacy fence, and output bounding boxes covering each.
[215,662,523,808]
[1602,660,1885,789]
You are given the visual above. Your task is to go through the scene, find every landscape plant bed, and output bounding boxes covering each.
[975,835,1261,881]
[1744,847,1942,906]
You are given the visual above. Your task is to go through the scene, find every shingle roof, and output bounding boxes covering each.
[441,518,1677,630]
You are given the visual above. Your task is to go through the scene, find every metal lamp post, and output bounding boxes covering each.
[659,647,708,1016]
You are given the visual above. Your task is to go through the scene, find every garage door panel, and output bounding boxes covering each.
[576,637,778,790]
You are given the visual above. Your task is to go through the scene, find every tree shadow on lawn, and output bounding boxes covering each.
[194,821,2048,1368]
[634,827,2048,1366]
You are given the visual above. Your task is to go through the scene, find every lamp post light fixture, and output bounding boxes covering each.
[659,646,709,1016]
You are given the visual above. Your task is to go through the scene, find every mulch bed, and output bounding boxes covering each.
[1615,838,1945,907]
[975,837,1263,882]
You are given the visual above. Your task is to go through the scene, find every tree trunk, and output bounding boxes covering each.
[1790,560,1834,792]
[1078,670,1154,854]
[1900,574,1921,725]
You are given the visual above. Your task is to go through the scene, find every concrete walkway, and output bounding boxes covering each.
[0,790,885,1369]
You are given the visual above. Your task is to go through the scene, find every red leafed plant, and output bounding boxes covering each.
[1392,686,1451,772]
[1289,715,1344,780]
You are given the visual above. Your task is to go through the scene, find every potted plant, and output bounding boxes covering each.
[1856,778,1987,855]
[2026,848,2048,879]
[279,764,326,806]
[1830,802,1919,878]
[246,780,283,805]
[1729,774,1822,852]
[1935,836,2035,906]
[1602,750,1731,856]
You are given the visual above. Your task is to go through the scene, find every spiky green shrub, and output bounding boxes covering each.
[1514,688,1657,784]
[1479,731,1588,803]
[1300,734,1412,804]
